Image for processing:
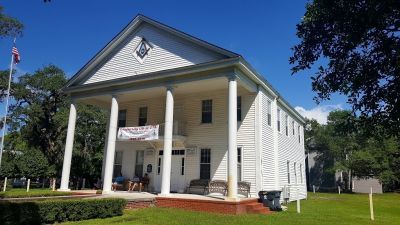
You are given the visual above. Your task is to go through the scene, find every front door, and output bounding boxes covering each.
[154,149,186,193]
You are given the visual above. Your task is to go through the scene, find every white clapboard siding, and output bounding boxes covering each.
[83,23,226,84]
[115,87,257,195]
[260,90,277,191]
[276,106,307,200]
[237,93,257,197]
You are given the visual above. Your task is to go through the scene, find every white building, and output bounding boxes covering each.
[59,15,307,200]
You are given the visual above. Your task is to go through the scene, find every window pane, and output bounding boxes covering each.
[267,101,272,126]
[201,100,212,123]
[201,149,211,163]
[200,164,210,179]
[138,107,147,126]
[237,96,242,121]
[114,152,123,164]
[113,165,122,178]
[118,110,127,128]
[277,109,281,132]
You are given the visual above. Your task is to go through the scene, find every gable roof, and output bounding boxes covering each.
[65,14,239,87]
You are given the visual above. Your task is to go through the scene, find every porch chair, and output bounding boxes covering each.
[186,179,210,195]
[205,180,227,196]
[237,181,251,197]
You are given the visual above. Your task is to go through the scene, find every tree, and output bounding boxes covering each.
[290,0,400,136]
[0,65,108,182]
[0,5,23,38]
[305,110,400,191]
[17,147,52,179]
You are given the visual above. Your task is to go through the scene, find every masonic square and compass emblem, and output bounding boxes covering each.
[132,37,152,64]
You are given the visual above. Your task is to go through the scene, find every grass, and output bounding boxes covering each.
[0,188,73,198]
[62,192,400,225]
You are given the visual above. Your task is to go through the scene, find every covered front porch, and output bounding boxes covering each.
[60,65,258,200]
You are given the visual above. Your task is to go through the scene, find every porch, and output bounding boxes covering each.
[60,68,258,200]
[96,191,270,215]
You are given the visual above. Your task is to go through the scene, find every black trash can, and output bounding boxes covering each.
[258,191,270,207]
[272,191,282,211]
[259,190,282,211]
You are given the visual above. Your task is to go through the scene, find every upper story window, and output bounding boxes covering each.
[267,100,272,126]
[285,115,289,136]
[298,125,301,143]
[237,96,242,122]
[294,162,297,184]
[277,108,281,132]
[201,99,212,123]
[118,110,127,128]
[138,107,148,126]
[292,120,295,135]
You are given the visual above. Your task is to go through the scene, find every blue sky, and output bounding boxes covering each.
[0,0,347,123]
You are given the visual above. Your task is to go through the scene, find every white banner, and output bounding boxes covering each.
[117,125,159,141]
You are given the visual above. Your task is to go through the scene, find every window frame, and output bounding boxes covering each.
[237,147,243,181]
[287,160,290,184]
[267,100,272,126]
[138,107,148,126]
[113,151,123,178]
[292,120,295,136]
[118,110,127,128]
[294,162,297,184]
[201,100,213,124]
[200,148,211,179]
[285,114,289,136]
[237,96,242,122]
[298,125,301,143]
[277,108,281,132]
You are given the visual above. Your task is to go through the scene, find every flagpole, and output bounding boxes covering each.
[0,38,15,172]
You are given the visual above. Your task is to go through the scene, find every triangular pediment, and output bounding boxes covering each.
[66,15,238,87]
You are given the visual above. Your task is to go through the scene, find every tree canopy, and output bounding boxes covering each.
[305,110,400,190]
[291,0,400,136]
[0,65,107,182]
[0,5,23,38]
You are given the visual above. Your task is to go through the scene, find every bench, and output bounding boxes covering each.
[206,180,227,196]
[186,179,209,195]
[238,181,251,197]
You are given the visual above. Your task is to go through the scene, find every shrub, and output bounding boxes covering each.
[0,198,127,224]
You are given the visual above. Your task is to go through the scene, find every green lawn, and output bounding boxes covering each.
[63,192,400,225]
[0,188,72,198]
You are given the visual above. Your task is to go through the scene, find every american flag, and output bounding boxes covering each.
[12,46,20,64]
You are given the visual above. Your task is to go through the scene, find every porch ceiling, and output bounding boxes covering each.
[76,76,250,107]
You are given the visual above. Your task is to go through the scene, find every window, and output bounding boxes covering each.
[300,164,303,183]
[181,158,185,175]
[237,96,242,121]
[294,162,297,184]
[237,147,242,181]
[157,157,161,175]
[118,110,127,128]
[200,149,211,179]
[287,161,290,184]
[285,115,289,136]
[292,121,295,135]
[138,107,147,126]
[298,125,301,143]
[134,150,144,177]
[201,100,212,123]
[277,108,281,132]
[113,151,123,177]
[267,101,272,126]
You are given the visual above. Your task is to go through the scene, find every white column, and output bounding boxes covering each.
[102,96,119,193]
[59,102,77,191]
[160,87,174,196]
[227,76,238,199]
[101,111,110,181]
[272,97,280,190]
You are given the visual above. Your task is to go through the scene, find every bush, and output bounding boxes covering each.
[0,198,127,224]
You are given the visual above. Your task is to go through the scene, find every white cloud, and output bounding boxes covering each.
[295,104,343,124]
